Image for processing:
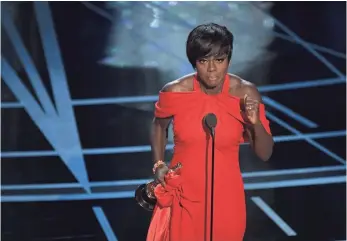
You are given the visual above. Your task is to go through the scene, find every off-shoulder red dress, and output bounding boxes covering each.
[147,74,271,241]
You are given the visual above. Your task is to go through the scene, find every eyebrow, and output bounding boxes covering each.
[199,54,227,60]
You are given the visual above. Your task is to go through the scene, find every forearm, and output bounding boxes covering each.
[248,122,274,161]
[150,119,169,164]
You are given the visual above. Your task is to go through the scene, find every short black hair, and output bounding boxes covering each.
[186,23,234,68]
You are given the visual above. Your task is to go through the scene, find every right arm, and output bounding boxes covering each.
[150,79,190,186]
[150,117,171,164]
[150,117,171,187]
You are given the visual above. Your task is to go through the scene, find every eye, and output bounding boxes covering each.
[215,58,225,63]
[198,59,207,64]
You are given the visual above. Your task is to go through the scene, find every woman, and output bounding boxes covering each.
[147,23,274,241]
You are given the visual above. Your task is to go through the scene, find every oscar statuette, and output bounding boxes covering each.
[135,162,182,211]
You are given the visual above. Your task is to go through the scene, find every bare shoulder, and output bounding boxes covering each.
[161,73,195,92]
[228,74,262,102]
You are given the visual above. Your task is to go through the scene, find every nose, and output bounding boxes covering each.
[207,60,216,72]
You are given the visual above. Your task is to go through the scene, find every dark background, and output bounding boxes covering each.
[1,1,346,241]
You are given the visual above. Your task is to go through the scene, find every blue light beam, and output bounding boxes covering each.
[33,2,90,192]
[93,206,118,241]
[266,112,346,164]
[1,164,345,191]
[1,58,90,192]
[252,3,345,79]
[251,197,297,236]
[1,130,345,158]
[2,9,57,117]
[2,77,345,108]
[262,96,318,128]
[1,2,90,193]
[1,176,345,202]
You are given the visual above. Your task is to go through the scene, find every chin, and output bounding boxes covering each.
[206,84,220,89]
[207,79,223,88]
[203,81,216,89]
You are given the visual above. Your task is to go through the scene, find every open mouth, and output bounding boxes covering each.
[208,76,218,81]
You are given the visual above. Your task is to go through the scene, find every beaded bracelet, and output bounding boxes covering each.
[152,160,165,174]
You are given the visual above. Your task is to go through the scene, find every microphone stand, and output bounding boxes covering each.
[203,113,217,241]
[210,127,215,241]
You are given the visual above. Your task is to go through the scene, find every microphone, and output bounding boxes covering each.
[204,113,217,136]
[203,113,217,241]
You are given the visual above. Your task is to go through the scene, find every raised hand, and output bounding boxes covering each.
[241,94,260,125]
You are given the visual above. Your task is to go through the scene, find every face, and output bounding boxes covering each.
[195,54,229,89]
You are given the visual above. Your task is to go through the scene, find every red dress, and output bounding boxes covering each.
[147,74,271,241]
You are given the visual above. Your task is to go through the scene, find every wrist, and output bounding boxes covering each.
[253,119,262,126]
[153,160,166,174]
[246,119,262,130]
[251,120,264,133]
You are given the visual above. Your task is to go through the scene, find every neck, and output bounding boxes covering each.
[198,79,224,95]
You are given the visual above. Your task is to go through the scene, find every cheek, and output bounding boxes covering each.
[195,65,208,76]
[195,63,205,70]
[218,62,229,72]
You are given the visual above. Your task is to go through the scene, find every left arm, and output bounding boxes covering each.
[241,84,274,161]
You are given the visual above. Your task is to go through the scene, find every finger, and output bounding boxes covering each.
[246,105,252,111]
[242,95,252,112]
[245,103,259,111]
[245,99,260,105]
[249,109,256,116]
[243,94,248,104]
[244,94,259,101]
[246,111,256,121]
[245,104,256,112]
[246,104,259,111]
[245,105,259,112]
[160,180,166,187]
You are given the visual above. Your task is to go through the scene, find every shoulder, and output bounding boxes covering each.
[228,74,263,102]
[161,73,195,92]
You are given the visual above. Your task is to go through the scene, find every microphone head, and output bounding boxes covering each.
[204,113,217,129]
